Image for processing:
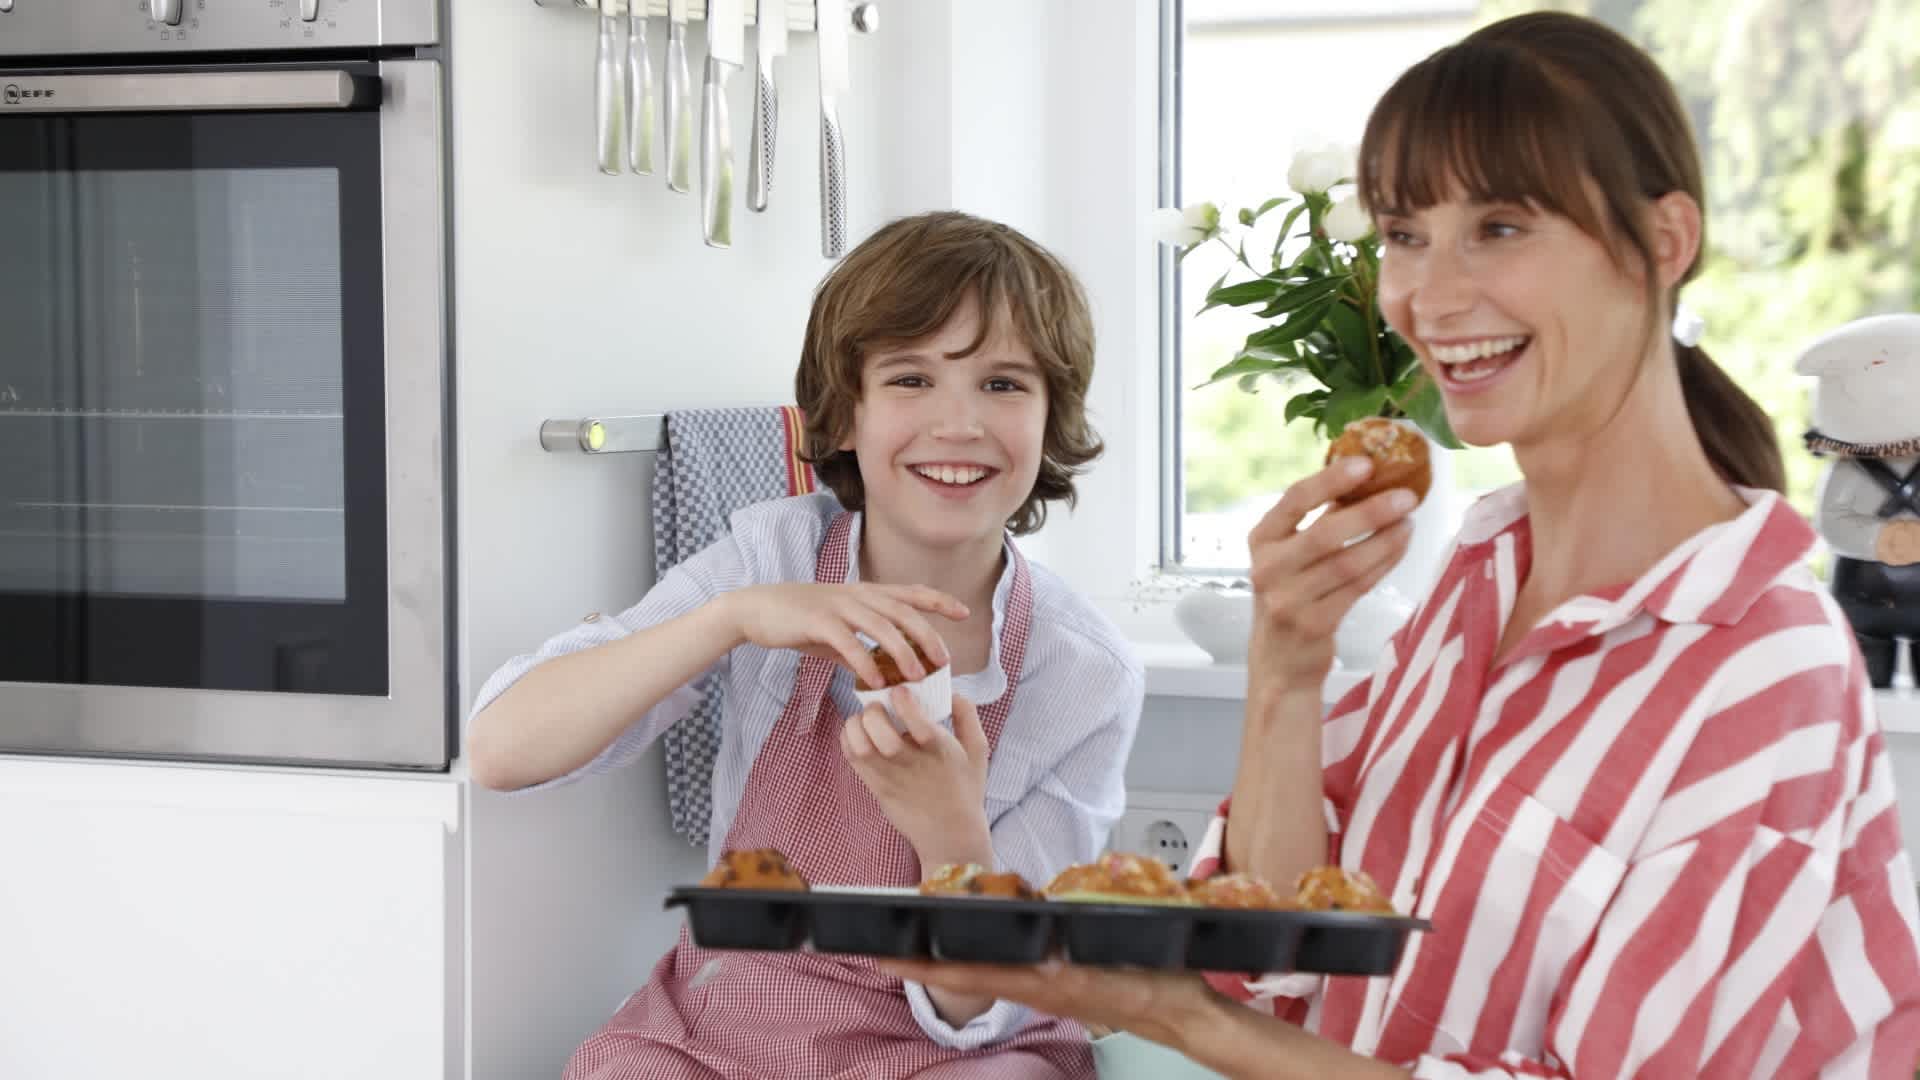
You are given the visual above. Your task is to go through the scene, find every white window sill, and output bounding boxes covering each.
[1138,640,1920,735]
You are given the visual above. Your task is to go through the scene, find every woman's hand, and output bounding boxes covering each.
[842,692,993,872]
[1246,457,1418,692]
[722,582,967,690]
[879,957,1222,1052]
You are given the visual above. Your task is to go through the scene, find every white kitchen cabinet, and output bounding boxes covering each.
[0,758,461,1080]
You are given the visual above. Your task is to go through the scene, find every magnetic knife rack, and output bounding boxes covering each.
[531,0,878,34]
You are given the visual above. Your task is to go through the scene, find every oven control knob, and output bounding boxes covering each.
[301,0,320,21]
[150,0,184,25]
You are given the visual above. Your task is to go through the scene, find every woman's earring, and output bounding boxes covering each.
[1672,304,1706,348]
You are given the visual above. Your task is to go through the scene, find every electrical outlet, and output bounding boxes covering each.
[1107,790,1220,878]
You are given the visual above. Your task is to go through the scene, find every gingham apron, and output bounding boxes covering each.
[565,512,1094,1080]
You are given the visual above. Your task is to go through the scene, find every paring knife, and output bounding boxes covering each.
[595,0,628,175]
[748,0,787,212]
[816,0,849,258]
[702,0,745,247]
[664,0,694,193]
[626,0,656,173]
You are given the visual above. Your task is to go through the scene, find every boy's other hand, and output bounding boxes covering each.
[841,692,993,870]
[724,583,967,690]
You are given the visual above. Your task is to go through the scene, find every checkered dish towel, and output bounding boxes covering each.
[652,406,817,844]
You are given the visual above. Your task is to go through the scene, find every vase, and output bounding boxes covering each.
[1172,587,1254,665]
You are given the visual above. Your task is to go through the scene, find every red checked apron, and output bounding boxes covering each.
[565,512,1094,1080]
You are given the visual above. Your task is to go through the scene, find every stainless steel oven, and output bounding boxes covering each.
[0,0,450,768]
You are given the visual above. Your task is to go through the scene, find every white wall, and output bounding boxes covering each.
[449,2,1154,1076]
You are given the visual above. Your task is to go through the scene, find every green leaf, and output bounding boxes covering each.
[1283,389,1329,423]
[1321,385,1390,435]
[1393,372,1463,449]
[1255,295,1339,347]
[1198,275,1283,315]
[1322,301,1378,381]
[1238,206,1256,227]
[1253,274,1348,320]
[1196,351,1288,389]
[1268,201,1311,269]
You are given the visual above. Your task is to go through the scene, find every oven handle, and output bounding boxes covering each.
[0,70,380,113]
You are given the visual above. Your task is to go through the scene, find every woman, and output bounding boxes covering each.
[887,12,1920,1078]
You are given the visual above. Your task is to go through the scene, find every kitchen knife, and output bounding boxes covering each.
[626,0,656,173]
[664,0,694,192]
[816,0,849,258]
[595,0,628,175]
[748,0,787,212]
[702,0,745,247]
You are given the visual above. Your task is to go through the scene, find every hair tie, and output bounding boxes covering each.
[1672,304,1706,348]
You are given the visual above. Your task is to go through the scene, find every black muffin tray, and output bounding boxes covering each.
[665,886,1429,975]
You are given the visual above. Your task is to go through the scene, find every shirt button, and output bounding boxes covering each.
[690,958,724,988]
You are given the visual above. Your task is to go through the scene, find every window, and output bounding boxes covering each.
[1163,0,1920,573]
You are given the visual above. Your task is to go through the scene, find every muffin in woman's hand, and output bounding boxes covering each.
[1044,853,1194,905]
[1326,417,1431,507]
[700,848,810,891]
[849,637,952,728]
[920,863,1039,900]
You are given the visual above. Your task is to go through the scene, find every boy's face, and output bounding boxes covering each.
[843,292,1049,555]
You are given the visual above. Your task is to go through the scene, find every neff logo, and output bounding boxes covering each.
[3,85,19,105]
[2,85,53,105]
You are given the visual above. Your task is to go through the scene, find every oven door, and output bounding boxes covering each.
[0,61,448,769]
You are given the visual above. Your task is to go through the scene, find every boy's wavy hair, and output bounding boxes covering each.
[795,211,1104,535]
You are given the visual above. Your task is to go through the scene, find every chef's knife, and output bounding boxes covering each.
[664,0,694,192]
[816,0,849,258]
[702,0,744,247]
[748,0,787,212]
[625,0,656,173]
[595,0,628,175]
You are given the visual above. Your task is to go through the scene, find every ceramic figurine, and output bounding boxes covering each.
[1797,313,1920,688]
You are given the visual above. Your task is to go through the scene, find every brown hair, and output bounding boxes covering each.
[794,210,1104,534]
[1357,12,1785,492]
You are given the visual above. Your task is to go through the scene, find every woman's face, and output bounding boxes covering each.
[1373,183,1656,453]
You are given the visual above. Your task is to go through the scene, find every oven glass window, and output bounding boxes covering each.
[0,104,388,693]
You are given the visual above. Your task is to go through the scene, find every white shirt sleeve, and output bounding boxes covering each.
[464,532,752,790]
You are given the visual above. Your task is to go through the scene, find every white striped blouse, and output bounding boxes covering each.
[1192,485,1920,1078]
[470,493,1145,1050]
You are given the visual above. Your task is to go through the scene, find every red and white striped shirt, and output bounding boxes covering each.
[1191,485,1920,1078]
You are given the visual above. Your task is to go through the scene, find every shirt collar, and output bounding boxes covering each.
[1458,483,1817,631]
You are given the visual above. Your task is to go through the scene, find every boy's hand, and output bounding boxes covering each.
[724,583,968,691]
[841,691,994,871]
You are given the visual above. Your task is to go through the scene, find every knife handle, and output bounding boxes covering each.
[819,97,846,259]
[595,12,626,175]
[749,56,777,212]
[626,13,655,174]
[664,24,694,193]
[701,58,735,248]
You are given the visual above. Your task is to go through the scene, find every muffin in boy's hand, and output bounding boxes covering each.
[850,637,953,728]
[859,640,937,691]
[700,848,811,891]
[1326,417,1431,507]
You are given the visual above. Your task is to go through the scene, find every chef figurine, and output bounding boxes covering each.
[1798,312,1920,687]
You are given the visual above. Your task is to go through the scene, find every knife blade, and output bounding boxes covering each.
[816,0,849,258]
[702,0,745,247]
[664,0,694,192]
[748,0,787,212]
[595,0,628,175]
[626,0,656,173]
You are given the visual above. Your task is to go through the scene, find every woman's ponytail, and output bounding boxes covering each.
[1676,343,1786,492]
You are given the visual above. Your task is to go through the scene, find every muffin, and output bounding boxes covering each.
[1325,417,1431,507]
[1044,853,1194,905]
[1186,872,1289,910]
[1293,865,1395,914]
[920,863,1039,900]
[699,848,810,891]
[858,639,937,692]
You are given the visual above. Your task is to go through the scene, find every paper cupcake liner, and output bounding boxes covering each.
[853,664,953,732]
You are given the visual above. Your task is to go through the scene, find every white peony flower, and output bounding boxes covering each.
[1286,146,1354,195]
[1324,193,1372,243]
[1148,202,1221,249]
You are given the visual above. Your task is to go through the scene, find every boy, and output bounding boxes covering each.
[467,211,1144,1079]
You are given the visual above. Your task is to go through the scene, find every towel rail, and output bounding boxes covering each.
[539,414,665,454]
